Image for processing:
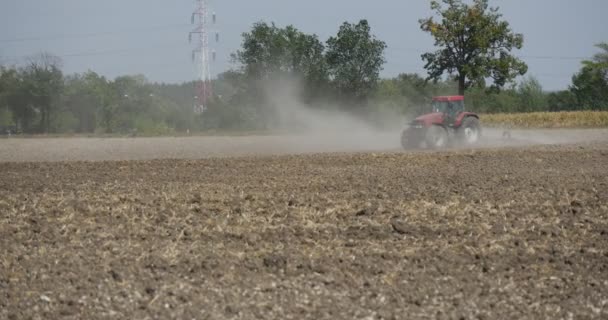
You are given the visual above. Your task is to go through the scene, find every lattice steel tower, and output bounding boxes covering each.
[189,0,218,113]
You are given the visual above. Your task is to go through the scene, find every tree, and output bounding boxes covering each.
[107,75,152,133]
[583,42,608,78]
[570,66,608,110]
[373,73,456,116]
[0,67,16,128]
[149,81,200,131]
[234,22,327,84]
[231,22,329,128]
[466,85,519,113]
[22,53,64,133]
[570,43,608,110]
[1,67,37,132]
[326,19,387,106]
[517,76,547,112]
[62,71,111,133]
[419,0,528,95]
[547,90,577,112]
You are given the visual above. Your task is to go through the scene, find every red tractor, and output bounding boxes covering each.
[401,95,481,149]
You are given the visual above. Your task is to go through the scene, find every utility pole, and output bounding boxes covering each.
[189,0,218,114]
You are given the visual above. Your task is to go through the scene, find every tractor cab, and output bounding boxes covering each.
[431,96,465,125]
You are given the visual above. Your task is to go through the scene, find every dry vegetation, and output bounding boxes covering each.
[1,142,608,319]
[482,111,608,128]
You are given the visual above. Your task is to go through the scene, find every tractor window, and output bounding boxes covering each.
[451,100,464,113]
[432,101,449,113]
[432,100,464,114]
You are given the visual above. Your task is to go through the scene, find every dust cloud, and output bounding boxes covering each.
[261,76,406,153]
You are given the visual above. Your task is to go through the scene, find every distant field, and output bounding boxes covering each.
[482,111,608,128]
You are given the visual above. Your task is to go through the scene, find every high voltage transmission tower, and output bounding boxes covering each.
[189,0,218,114]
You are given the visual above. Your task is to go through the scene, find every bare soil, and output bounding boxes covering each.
[1,138,607,319]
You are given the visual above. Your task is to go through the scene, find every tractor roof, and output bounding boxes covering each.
[433,95,464,102]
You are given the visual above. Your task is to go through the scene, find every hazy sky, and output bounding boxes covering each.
[1,0,606,91]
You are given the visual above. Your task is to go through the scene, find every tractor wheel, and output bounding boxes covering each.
[425,125,448,149]
[458,117,481,146]
[400,128,419,149]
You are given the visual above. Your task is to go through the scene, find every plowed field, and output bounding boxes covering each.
[1,136,608,319]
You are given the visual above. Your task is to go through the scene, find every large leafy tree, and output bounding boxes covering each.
[547,90,577,112]
[234,22,327,84]
[517,76,547,112]
[62,71,112,133]
[326,20,387,105]
[232,22,328,128]
[1,59,58,133]
[232,21,328,119]
[583,42,608,75]
[419,0,527,95]
[0,67,17,128]
[108,75,154,132]
[21,53,64,133]
[570,43,608,110]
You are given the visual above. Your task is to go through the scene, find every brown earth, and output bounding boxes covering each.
[1,142,608,319]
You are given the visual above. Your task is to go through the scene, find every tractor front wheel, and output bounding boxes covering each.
[425,125,448,149]
[401,128,418,149]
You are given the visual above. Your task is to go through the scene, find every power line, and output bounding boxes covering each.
[0,42,192,64]
[0,23,192,44]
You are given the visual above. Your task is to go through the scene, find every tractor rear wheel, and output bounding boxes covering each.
[458,117,481,146]
[425,125,448,149]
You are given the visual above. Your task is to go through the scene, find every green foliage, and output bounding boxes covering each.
[21,53,64,133]
[133,116,174,135]
[547,90,578,111]
[51,110,79,133]
[229,22,331,128]
[570,43,608,110]
[1,66,32,132]
[1,62,205,135]
[202,98,258,131]
[517,76,547,112]
[326,20,387,106]
[466,86,519,113]
[147,81,198,132]
[571,66,608,110]
[0,106,13,127]
[419,0,527,94]
[0,68,15,127]
[62,71,110,133]
[374,73,457,116]
[1,54,63,133]
[234,22,327,94]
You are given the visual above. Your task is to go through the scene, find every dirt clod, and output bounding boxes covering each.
[263,254,287,270]
[390,219,410,235]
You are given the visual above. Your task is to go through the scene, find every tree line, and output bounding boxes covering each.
[1,0,607,134]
